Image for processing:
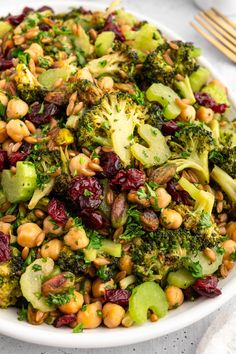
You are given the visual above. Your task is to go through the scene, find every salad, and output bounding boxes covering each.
[0,1,236,331]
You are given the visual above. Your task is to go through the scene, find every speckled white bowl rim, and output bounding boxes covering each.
[0,0,236,348]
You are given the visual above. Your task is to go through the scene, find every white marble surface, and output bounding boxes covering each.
[1,0,236,353]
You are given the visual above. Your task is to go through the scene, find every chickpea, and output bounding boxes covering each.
[0,121,7,143]
[41,239,63,261]
[153,188,171,209]
[25,43,44,63]
[69,153,95,177]
[196,106,214,124]
[43,216,63,236]
[64,227,89,251]
[17,223,44,248]
[226,222,236,242]
[0,92,8,106]
[102,302,125,328]
[92,278,114,298]
[0,222,11,235]
[99,76,114,92]
[165,286,184,309]
[2,138,13,151]
[119,255,133,275]
[222,239,236,260]
[59,291,84,314]
[161,208,183,229]
[6,98,29,120]
[179,105,196,122]
[77,301,102,329]
[6,119,30,142]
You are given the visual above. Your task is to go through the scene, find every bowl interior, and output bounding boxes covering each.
[1,0,236,348]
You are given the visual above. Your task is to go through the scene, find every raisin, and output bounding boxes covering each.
[26,102,60,126]
[100,152,122,178]
[80,209,108,230]
[161,120,179,136]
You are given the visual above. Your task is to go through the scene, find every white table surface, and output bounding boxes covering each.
[1,0,236,353]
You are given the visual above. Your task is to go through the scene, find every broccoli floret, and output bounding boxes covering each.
[211,165,236,203]
[219,120,236,148]
[74,79,103,105]
[168,123,215,183]
[14,63,45,103]
[77,92,147,166]
[209,147,236,178]
[53,174,70,198]
[146,103,164,129]
[0,247,23,308]
[142,41,200,86]
[86,50,137,79]
[57,246,90,276]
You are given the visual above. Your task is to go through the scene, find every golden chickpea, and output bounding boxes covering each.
[196,107,214,124]
[43,216,63,236]
[153,188,172,209]
[165,286,184,309]
[41,239,63,261]
[226,222,236,242]
[17,223,44,248]
[102,302,125,328]
[69,153,94,177]
[161,209,183,229]
[59,291,84,314]
[119,255,133,275]
[64,227,89,251]
[25,43,44,63]
[0,92,8,106]
[222,239,236,260]
[6,119,30,142]
[92,278,114,298]
[0,121,8,143]
[6,98,29,120]
[99,76,114,92]
[180,105,196,122]
[0,222,11,235]
[77,301,102,329]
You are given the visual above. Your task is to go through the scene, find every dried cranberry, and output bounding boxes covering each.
[183,286,199,301]
[0,59,13,71]
[7,13,25,26]
[112,168,145,190]
[68,176,102,210]
[100,152,122,178]
[22,7,33,15]
[8,152,27,167]
[193,275,221,298]
[80,209,108,230]
[195,92,228,114]
[78,7,92,15]
[37,6,54,12]
[166,179,190,205]
[26,102,60,126]
[54,314,76,328]
[102,14,125,42]
[0,232,11,263]
[39,23,50,31]
[48,198,68,226]
[0,150,8,172]
[161,120,180,136]
[104,289,131,306]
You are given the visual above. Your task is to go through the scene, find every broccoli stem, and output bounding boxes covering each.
[211,165,236,203]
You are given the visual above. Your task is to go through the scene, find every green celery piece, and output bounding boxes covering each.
[201,81,229,105]
[167,268,195,289]
[1,161,36,203]
[175,76,196,104]
[132,24,164,53]
[95,31,115,57]
[72,26,93,55]
[189,67,210,92]
[146,83,181,119]
[100,239,121,257]
[131,124,171,168]
[129,282,168,324]
[190,251,223,276]
[0,21,12,38]
[211,165,236,203]
[38,67,71,90]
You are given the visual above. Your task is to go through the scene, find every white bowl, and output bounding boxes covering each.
[1,0,236,348]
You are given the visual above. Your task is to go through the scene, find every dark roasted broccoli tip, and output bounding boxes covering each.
[142,41,200,87]
[53,174,70,198]
[209,147,236,179]
[219,120,236,148]
[96,260,119,281]
[146,103,164,129]
[0,247,23,308]
[56,246,90,276]
[73,79,103,106]
[168,123,215,183]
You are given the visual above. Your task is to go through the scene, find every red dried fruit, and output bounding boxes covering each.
[8,152,27,167]
[37,6,54,12]
[48,198,68,226]
[22,7,33,15]
[193,275,222,298]
[112,168,145,190]
[39,23,50,31]
[102,14,125,42]
[80,209,108,230]
[166,180,190,205]
[100,152,122,178]
[0,232,11,263]
[7,13,25,26]
[54,314,76,328]
[0,150,8,171]
[183,286,199,301]
[104,289,131,306]
[195,92,228,114]
[0,59,13,71]
[161,120,179,136]
[68,176,102,210]
[26,102,60,126]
